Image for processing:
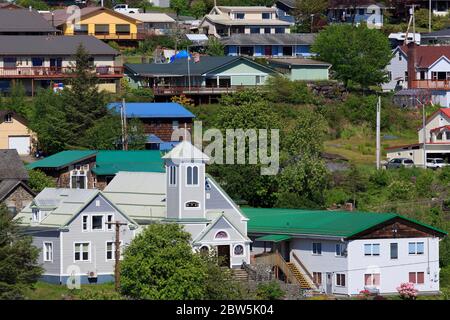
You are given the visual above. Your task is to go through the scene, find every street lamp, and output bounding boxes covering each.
[411,97,427,168]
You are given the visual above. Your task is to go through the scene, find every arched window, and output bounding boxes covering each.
[186,165,199,185]
[215,231,229,239]
[200,246,209,255]
[185,201,200,208]
[234,245,244,256]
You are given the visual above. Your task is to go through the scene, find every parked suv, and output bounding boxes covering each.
[426,158,447,170]
[385,158,414,169]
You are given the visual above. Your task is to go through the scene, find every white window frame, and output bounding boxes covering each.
[105,240,123,261]
[233,244,245,256]
[91,214,105,232]
[184,200,201,210]
[408,242,425,255]
[169,166,177,186]
[70,164,89,189]
[214,230,230,240]
[43,241,53,262]
[335,243,344,257]
[364,273,381,287]
[81,214,89,232]
[106,214,114,231]
[73,242,91,262]
[335,273,346,287]
[186,165,199,187]
[312,242,322,255]
[32,208,41,222]
[364,243,380,256]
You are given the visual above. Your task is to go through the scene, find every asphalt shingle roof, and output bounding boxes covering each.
[220,33,316,46]
[0,35,118,56]
[243,207,447,238]
[0,9,58,33]
[0,149,29,180]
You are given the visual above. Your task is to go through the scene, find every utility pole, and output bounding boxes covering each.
[406,4,418,44]
[376,96,381,170]
[187,46,191,92]
[429,0,432,32]
[120,98,128,151]
[105,221,128,292]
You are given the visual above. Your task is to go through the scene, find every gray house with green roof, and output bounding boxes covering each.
[244,208,446,296]
[27,150,164,190]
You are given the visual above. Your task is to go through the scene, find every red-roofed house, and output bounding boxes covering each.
[383,44,450,107]
[386,108,450,165]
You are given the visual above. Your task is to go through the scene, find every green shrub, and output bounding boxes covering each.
[324,188,351,207]
[369,170,391,187]
[387,180,415,200]
[256,281,285,300]
[415,170,435,198]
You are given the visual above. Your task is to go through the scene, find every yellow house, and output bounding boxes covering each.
[44,7,142,41]
[0,111,36,155]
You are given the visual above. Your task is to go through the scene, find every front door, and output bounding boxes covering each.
[326,272,333,294]
[217,245,230,267]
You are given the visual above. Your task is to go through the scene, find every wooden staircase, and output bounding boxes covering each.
[286,262,313,290]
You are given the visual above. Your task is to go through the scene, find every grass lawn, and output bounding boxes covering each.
[324,134,417,165]
[24,281,116,300]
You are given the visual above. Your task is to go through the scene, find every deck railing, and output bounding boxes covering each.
[152,85,259,95]
[0,66,123,78]
[254,252,300,286]
[411,80,450,90]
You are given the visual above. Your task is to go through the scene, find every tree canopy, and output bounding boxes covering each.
[311,24,392,89]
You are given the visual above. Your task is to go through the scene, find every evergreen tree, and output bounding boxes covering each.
[0,205,43,299]
[62,44,108,142]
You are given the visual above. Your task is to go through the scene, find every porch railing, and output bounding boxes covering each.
[411,80,450,90]
[292,252,317,289]
[254,252,301,286]
[152,85,259,95]
[0,66,123,78]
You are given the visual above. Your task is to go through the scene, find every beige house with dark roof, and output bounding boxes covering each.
[199,6,291,38]
[0,110,36,155]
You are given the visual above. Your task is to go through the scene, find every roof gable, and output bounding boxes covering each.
[0,149,29,180]
[192,214,250,244]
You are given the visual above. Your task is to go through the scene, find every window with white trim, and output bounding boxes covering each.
[312,242,322,255]
[364,273,380,286]
[32,208,41,222]
[74,242,90,261]
[336,273,346,287]
[106,214,113,231]
[82,215,88,231]
[186,165,199,185]
[70,165,88,189]
[408,242,424,255]
[215,231,228,239]
[106,241,123,261]
[169,166,177,186]
[91,215,104,231]
[364,243,380,256]
[185,201,200,208]
[409,272,425,284]
[43,242,53,262]
[234,245,244,256]
[335,243,344,256]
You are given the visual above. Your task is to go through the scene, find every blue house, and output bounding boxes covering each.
[107,102,196,151]
[221,33,316,58]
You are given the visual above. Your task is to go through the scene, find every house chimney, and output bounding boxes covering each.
[407,42,416,89]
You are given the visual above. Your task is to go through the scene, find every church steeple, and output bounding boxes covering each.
[162,141,209,220]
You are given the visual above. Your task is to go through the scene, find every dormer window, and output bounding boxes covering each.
[32,208,41,222]
[4,113,12,123]
[186,165,199,186]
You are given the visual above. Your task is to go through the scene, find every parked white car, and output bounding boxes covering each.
[113,4,140,14]
[426,158,447,169]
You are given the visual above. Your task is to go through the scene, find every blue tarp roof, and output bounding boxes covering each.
[170,50,192,62]
[107,102,196,119]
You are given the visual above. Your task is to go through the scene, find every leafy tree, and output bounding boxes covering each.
[205,37,225,56]
[0,205,43,299]
[27,169,56,193]
[30,89,71,155]
[293,0,328,32]
[284,108,328,157]
[120,223,206,299]
[191,1,208,18]
[80,114,147,150]
[311,24,392,89]
[7,83,32,119]
[170,0,189,18]
[276,155,329,208]
[61,44,108,143]
[16,0,49,10]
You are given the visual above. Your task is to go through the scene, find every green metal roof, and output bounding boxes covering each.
[242,208,447,238]
[27,150,164,175]
[92,150,164,175]
[26,151,97,169]
[255,234,292,242]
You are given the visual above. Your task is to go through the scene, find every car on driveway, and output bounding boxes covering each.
[385,158,414,169]
[426,158,447,170]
